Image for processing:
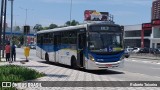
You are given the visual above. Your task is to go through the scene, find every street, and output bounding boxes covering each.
[16,48,160,81]
[0,0,159,89]
[0,48,159,90]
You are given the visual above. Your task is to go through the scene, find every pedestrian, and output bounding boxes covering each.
[5,43,10,62]
[11,43,16,61]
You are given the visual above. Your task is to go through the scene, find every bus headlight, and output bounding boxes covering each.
[89,54,95,61]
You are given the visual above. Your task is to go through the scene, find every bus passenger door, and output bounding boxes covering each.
[77,33,86,67]
[40,36,43,59]
[54,35,60,63]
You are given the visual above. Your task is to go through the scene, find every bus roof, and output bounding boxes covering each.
[37,22,120,34]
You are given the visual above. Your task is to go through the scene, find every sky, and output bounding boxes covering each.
[5,0,152,27]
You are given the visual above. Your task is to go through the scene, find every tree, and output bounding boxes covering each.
[33,24,43,31]
[65,20,79,26]
[15,26,20,31]
[65,21,71,26]
[18,35,24,45]
[43,27,49,30]
[49,24,58,29]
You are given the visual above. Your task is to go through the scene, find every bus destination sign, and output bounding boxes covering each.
[91,26,110,31]
[90,26,119,31]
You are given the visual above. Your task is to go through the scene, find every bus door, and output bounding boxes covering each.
[54,35,57,62]
[40,36,43,59]
[54,34,60,63]
[77,32,86,67]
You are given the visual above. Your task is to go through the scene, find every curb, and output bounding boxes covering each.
[130,57,160,60]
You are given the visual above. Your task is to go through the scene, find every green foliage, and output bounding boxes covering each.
[43,27,49,30]
[0,65,45,89]
[34,20,80,31]
[49,24,58,29]
[33,24,43,31]
[65,20,79,26]
[18,35,24,45]
[14,26,20,31]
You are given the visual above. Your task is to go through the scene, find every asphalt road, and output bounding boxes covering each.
[124,59,160,77]
[16,48,160,81]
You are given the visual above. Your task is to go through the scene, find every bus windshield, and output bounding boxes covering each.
[89,32,123,51]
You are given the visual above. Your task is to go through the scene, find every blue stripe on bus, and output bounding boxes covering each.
[37,44,77,52]
[89,51,124,62]
[37,44,124,62]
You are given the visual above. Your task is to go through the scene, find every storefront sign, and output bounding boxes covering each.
[152,19,160,26]
[142,23,152,30]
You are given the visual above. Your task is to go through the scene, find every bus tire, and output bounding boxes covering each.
[45,52,49,63]
[71,56,78,69]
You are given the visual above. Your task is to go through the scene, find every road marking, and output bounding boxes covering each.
[122,71,160,79]
[151,68,160,70]
[126,58,160,64]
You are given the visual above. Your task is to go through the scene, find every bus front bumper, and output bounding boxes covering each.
[86,59,124,70]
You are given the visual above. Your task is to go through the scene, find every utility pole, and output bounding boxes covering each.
[69,0,72,26]
[19,7,33,25]
[0,0,5,61]
[2,0,7,58]
[19,7,32,46]
[25,9,27,25]
[8,0,14,62]
[25,9,28,46]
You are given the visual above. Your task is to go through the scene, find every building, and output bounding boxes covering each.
[124,24,142,48]
[124,24,152,48]
[152,0,160,20]
[124,0,160,49]
[151,0,160,48]
[142,23,152,48]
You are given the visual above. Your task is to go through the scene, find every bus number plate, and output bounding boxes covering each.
[106,64,112,67]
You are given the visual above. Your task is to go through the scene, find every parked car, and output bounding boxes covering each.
[152,48,160,54]
[149,48,155,54]
[29,44,36,49]
[124,49,130,58]
[126,47,133,53]
[132,47,140,53]
[139,47,150,53]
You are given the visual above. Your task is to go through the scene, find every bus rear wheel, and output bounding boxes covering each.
[45,52,49,63]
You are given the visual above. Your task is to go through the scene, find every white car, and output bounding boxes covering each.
[29,44,36,49]
[126,48,133,53]
[132,48,140,53]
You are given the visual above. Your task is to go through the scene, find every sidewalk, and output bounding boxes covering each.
[0,59,159,90]
[0,59,121,90]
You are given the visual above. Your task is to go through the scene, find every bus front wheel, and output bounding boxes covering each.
[71,56,78,69]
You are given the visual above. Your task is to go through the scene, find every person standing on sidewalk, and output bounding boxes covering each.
[11,43,16,61]
[5,43,11,62]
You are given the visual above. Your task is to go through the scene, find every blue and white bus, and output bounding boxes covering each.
[36,22,124,70]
